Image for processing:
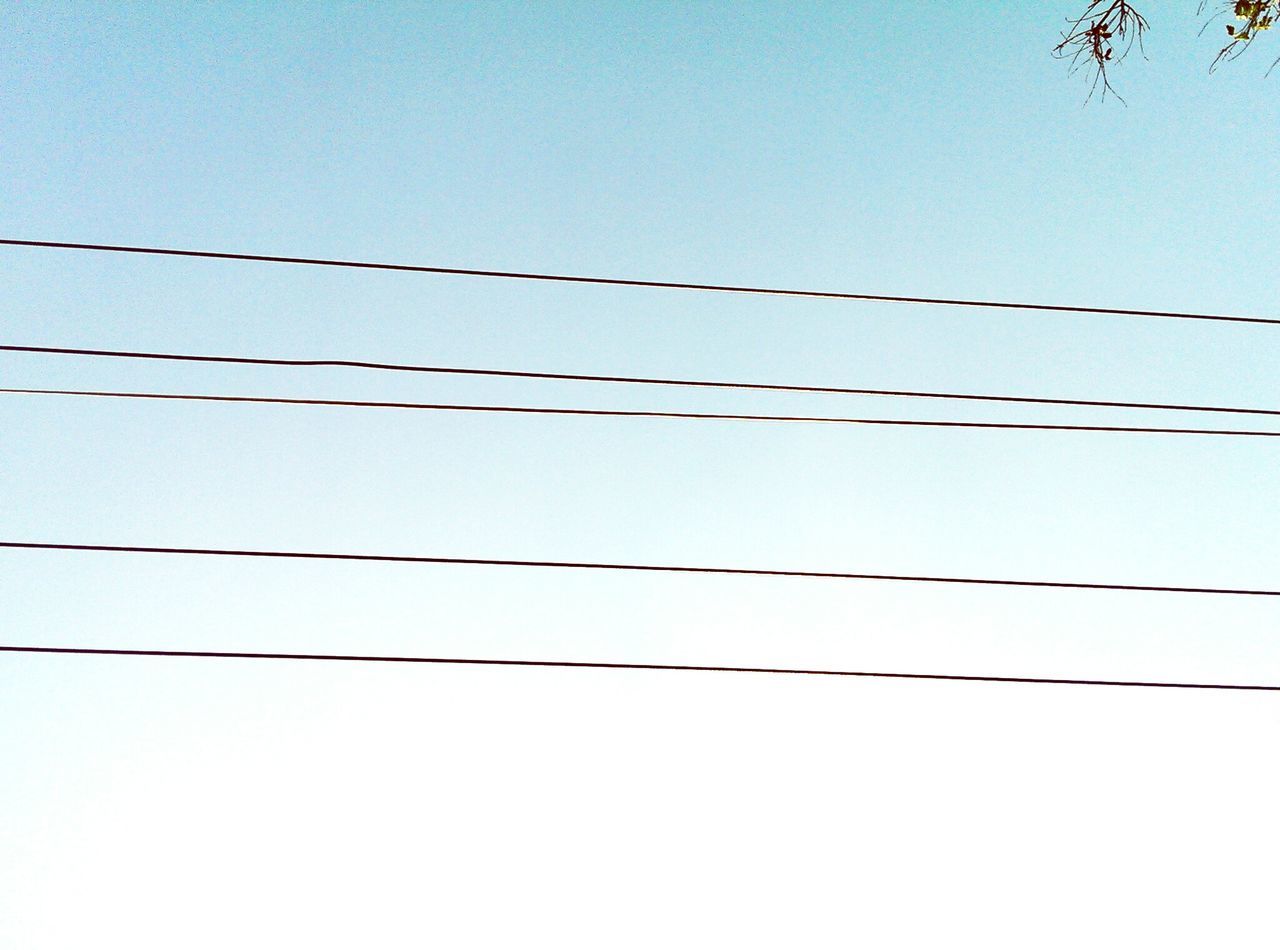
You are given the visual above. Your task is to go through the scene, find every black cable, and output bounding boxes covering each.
[3,541,1277,597]
[5,387,1280,438]
[5,343,1277,419]
[1,645,1274,692]
[3,238,1275,327]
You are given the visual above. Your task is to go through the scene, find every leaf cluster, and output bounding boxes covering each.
[1209,0,1279,71]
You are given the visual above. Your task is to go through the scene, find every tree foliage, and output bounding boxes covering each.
[1056,1,1278,101]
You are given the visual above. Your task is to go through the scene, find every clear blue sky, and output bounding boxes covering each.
[3,3,1278,946]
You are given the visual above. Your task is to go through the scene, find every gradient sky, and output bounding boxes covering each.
[3,3,1278,947]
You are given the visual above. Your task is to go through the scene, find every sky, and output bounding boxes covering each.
[2,2,1278,946]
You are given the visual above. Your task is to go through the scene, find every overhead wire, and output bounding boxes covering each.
[5,244,1277,690]
[1,645,1275,691]
[4,387,1280,437]
[3,541,1277,596]
[3,238,1276,327]
[4,343,1278,419]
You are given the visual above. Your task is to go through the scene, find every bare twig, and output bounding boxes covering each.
[1054,1,1151,103]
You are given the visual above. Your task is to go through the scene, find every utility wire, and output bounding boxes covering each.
[5,388,1280,438]
[0,645,1275,692]
[5,343,1277,419]
[4,541,1277,597]
[3,238,1276,327]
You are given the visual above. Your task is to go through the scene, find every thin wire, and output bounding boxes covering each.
[3,238,1276,327]
[1,645,1275,691]
[5,343,1277,419]
[5,388,1280,438]
[4,541,1277,596]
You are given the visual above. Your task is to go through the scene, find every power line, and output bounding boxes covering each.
[4,541,1277,597]
[6,387,1280,438]
[1,644,1274,692]
[6,343,1277,419]
[3,237,1276,327]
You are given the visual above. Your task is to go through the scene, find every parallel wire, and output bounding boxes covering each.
[9,242,1276,693]
[1,645,1275,691]
[5,343,1278,419]
[4,541,1277,596]
[5,388,1280,438]
[3,238,1277,327]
